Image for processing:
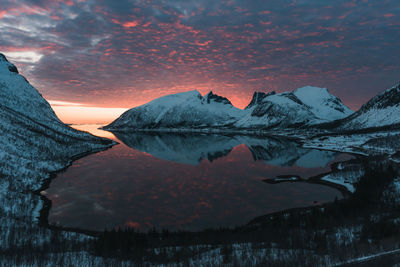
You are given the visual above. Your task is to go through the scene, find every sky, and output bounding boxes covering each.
[1,0,400,123]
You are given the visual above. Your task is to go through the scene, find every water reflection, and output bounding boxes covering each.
[44,125,351,232]
[114,131,342,168]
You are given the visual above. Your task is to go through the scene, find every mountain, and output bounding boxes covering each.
[235,86,353,129]
[293,86,353,121]
[0,53,114,227]
[234,91,316,129]
[323,82,400,131]
[106,86,353,131]
[105,90,243,130]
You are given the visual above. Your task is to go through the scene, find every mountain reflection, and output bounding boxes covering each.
[46,127,349,232]
[111,131,338,168]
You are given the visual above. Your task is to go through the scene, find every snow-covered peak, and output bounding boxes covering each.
[267,91,304,106]
[234,91,318,129]
[245,91,275,109]
[108,85,354,131]
[293,86,330,99]
[144,90,202,107]
[204,91,232,105]
[0,53,19,74]
[293,86,353,121]
[105,90,243,130]
[0,53,63,126]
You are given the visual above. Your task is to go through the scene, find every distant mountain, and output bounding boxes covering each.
[105,86,353,131]
[235,86,352,129]
[234,91,318,129]
[104,90,242,130]
[322,82,400,131]
[293,86,353,121]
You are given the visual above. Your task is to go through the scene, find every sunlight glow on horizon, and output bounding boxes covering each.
[50,101,128,124]
[48,90,254,125]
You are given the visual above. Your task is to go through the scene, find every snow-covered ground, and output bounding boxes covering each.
[303,130,400,157]
[300,130,400,193]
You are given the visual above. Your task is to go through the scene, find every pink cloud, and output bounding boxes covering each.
[123,20,139,28]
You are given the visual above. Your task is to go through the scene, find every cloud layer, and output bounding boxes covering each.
[1,0,399,109]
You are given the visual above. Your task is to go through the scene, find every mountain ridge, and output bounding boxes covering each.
[104,86,354,131]
[0,53,115,181]
[316,82,400,132]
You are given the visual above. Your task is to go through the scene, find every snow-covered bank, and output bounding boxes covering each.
[303,130,400,159]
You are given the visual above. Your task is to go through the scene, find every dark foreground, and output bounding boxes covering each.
[2,155,399,266]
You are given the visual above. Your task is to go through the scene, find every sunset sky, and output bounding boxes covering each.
[1,0,400,123]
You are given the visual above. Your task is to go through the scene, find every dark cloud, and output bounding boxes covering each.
[0,0,399,109]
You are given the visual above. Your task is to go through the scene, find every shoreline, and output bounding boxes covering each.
[33,134,361,235]
[34,145,117,237]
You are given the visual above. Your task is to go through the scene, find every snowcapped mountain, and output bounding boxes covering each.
[235,86,353,129]
[104,90,243,130]
[0,53,113,150]
[330,83,400,131]
[235,91,318,129]
[106,86,353,131]
[0,53,114,221]
[0,53,116,257]
[293,86,353,121]
[0,54,61,127]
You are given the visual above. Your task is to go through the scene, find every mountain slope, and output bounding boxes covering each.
[235,91,319,129]
[0,53,115,250]
[0,54,62,126]
[235,86,353,129]
[0,53,115,188]
[322,83,400,131]
[293,86,353,121]
[104,90,243,130]
[106,86,353,131]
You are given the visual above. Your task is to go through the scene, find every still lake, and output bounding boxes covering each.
[43,125,352,232]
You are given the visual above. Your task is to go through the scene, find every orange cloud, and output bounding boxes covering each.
[123,20,139,28]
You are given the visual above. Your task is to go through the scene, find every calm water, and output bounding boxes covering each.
[43,125,352,232]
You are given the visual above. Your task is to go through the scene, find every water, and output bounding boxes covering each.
[43,125,352,232]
